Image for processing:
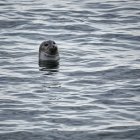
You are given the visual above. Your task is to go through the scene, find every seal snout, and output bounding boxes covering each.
[49,46,58,55]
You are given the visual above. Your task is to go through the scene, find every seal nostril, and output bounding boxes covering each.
[52,46,57,51]
[54,47,57,51]
[49,47,57,55]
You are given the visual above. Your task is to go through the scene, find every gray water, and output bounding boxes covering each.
[0,0,140,139]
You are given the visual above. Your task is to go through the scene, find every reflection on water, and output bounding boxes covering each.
[39,60,59,69]
[39,67,59,73]
[39,60,59,73]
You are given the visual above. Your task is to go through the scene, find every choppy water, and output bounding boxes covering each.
[0,0,140,139]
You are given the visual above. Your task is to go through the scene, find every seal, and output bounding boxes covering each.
[39,40,60,68]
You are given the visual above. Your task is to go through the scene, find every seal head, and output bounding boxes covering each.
[39,40,59,68]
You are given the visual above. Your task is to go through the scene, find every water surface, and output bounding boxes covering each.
[0,0,140,139]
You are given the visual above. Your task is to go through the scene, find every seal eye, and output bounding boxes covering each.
[44,43,48,46]
[53,42,56,44]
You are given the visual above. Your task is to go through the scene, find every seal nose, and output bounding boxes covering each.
[51,41,57,49]
[52,45,55,48]
[51,46,57,51]
[50,46,57,55]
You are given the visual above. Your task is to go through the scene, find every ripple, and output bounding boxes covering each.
[0,0,140,138]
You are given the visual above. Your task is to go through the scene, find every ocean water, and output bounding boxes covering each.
[0,0,140,139]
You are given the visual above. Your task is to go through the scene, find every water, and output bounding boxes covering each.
[0,0,140,139]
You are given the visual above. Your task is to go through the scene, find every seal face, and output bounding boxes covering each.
[39,40,60,68]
